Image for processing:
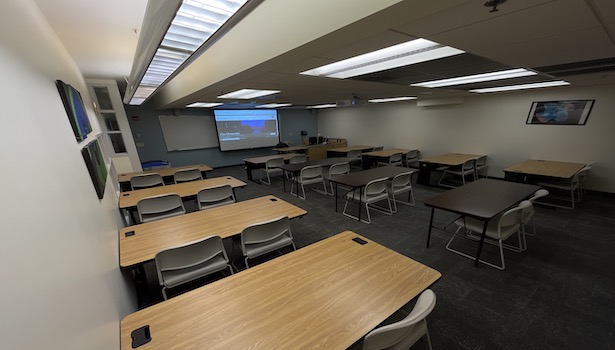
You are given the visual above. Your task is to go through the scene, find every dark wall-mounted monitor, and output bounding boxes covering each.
[56,80,92,142]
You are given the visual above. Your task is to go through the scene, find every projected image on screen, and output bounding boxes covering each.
[214,110,280,151]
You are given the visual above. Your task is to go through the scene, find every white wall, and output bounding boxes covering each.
[317,84,615,193]
[0,1,136,349]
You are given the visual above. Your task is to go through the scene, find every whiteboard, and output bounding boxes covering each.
[159,115,218,151]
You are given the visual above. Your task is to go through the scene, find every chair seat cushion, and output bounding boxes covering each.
[346,191,388,203]
[162,255,228,288]
[454,216,518,240]
[245,235,293,258]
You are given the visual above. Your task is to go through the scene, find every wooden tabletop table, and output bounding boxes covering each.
[326,145,374,157]
[418,153,483,186]
[118,164,213,191]
[243,153,303,183]
[119,176,247,225]
[424,179,538,266]
[120,231,441,350]
[504,159,585,181]
[272,145,309,153]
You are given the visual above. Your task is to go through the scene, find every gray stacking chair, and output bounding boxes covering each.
[155,235,233,300]
[536,166,590,209]
[450,200,530,270]
[324,161,350,195]
[291,164,326,199]
[347,149,363,169]
[130,173,164,190]
[173,168,203,184]
[388,171,415,212]
[197,185,236,210]
[136,193,186,223]
[522,189,549,237]
[260,157,285,185]
[240,216,296,268]
[359,289,436,350]
[474,155,488,178]
[404,149,420,168]
[288,154,307,164]
[377,152,403,167]
[343,177,393,224]
[438,158,476,188]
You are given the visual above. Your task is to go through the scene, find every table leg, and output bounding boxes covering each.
[475,220,489,267]
[358,186,363,222]
[334,182,338,212]
[426,207,435,248]
[282,170,287,193]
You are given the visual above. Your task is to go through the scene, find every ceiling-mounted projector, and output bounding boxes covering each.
[336,98,366,107]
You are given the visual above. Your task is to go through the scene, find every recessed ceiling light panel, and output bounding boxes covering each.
[300,38,464,79]
[186,102,223,107]
[469,80,570,93]
[218,89,281,99]
[368,96,417,103]
[411,68,537,88]
[307,104,337,109]
[255,103,292,108]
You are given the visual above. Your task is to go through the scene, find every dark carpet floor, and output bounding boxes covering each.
[139,164,615,350]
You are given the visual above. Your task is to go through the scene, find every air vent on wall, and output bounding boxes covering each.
[535,57,615,77]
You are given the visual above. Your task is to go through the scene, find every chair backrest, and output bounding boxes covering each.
[289,154,307,164]
[462,158,476,171]
[363,289,436,350]
[155,235,230,289]
[496,200,530,238]
[130,173,164,190]
[364,177,389,198]
[347,150,362,159]
[173,168,203,184]
[405,149,419,160]
[391,171,413,189]
[529,189,549,203]
[389,153,403,163]
[240,216,292,254]
[266,157,285,169]
[475,155,488,167]
[197,185,236,210]
[137,194,186,223]
[329,162,350,177]
[300,165,323,181]
[573,166,591,185]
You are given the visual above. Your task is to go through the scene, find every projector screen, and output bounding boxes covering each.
[214,109,280,151]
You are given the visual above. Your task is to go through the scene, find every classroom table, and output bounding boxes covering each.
[119,195,306,268]
[503,159,585,182]
[272,145,308,153]
[417,153,483,186]
[278,157,352,195]
[119,176,246,225]
[423,178,538,266]
[118,164,213,191]
[120,230,441,350]
[243,153,303,183]
[329,166,416,222]
[361,148,412,169]
[326,145,374,157]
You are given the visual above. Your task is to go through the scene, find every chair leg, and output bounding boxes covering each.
[162,287,168,301]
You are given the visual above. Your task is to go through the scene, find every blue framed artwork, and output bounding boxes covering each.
[526,100,594,125]
[56,80,92,141]
[81,139,107,199]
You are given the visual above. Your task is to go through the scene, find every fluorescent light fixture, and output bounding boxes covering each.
[300,38,464,79]
[218,89,280,99]
[469,80,570,93]
[255,103,292,108]
[368,96,417,103]
[186,102,223,108]
[307,104,337,109]
[126,0,254,105]
[411,68,537,88]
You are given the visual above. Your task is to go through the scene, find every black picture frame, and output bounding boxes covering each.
[56,80,92,141]
[81,139,107,199]
[526,100,595,125]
